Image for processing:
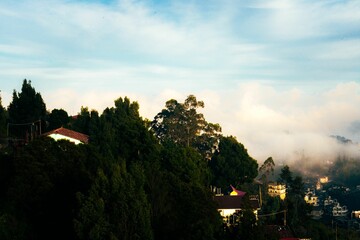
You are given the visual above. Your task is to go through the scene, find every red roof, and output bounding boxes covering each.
[44,127,89,144]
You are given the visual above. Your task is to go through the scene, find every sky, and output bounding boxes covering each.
[1,0,360,164]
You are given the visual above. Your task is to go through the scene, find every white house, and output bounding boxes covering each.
[43,127,89,145]
[268,182,286,200]
[214,186,260,225]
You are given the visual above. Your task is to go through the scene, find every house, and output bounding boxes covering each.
[43,127,89,145]
[230,184,246,197]
[310,206,323,219]
[352,210,360,219]
[214,186,260,225]
[268,182,286,200]
[319,176,329,184]
[304,189,319,206]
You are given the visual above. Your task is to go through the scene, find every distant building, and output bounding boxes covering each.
[43,127,89,145]
[304,189,319,206]
[316,180,322,190]
[268,182,286,200]
[319,176,329,184]
[352,210,360,219]
[310,206,323,219]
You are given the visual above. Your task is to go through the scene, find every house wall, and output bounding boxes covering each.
[48,133,82,145]
[220,209,238,217]
[268,185,286,200]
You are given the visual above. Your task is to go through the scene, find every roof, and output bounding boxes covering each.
[214,195,260,210]
[230,185,246,197]
[43,127,89,144]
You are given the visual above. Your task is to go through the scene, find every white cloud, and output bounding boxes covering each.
[0,0,360,170]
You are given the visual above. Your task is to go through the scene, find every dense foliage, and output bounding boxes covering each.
[1,80,356,239]
[0,81,229,239]
[209,136,258,190]
[151,95,221,159]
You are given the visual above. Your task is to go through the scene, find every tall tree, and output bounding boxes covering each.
[0,93,7,138]
[90,97,159,165]
[209,136,258,190]
[259,157,275,183]
[4,137,90,239]
[279,165,293,185]
[74,162,153,240]
[47,108,69,131]
[7,80,46,139]
[151,95,221,159]
[70,107,91,135]
[150,142,221,240]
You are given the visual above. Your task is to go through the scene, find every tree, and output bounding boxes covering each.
[74,162,153,240]
[47,108,69,131]
[70,106,91,135]
[151,95,221,159]
[7,80,46,139]
[209,136,258,190]
[89,97,158,165]
[149,142,221,240]
[0,93,7,138]
[4,137,90,239]
[259,157,275,183]
[279,165,293,185]
[277,166,310,233]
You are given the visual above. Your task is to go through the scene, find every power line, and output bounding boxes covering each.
[7,119,42,138]
[258,210,286,217]
[7,119,41,126]
[258,209,287,226]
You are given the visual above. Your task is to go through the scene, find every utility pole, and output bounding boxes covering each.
[336,222,338,240]
[259,185,262,207]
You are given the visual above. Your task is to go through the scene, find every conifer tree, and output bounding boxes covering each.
[7,80,46,139]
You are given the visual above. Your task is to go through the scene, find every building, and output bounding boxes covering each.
[230,184,246,197]
[319,176,329,184]
[304,190,319,206]
[352,210,360,219]
[43,127,89,145]
[268,182,286,200]
[214,186,260,225]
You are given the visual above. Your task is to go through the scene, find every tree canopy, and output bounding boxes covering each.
[8,79,46,124]
[0,80,342,240]
[7,80,46,139]
[209,136,258,190]
[150,95,221,159]
[0,94,6,138]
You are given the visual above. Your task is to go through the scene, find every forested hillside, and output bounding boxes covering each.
[0,80,259,240]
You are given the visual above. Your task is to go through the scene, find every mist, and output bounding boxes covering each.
[196,81,360,170]
[3,81,360,173]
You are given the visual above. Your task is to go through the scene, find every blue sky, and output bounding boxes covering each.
[1,0,360,162]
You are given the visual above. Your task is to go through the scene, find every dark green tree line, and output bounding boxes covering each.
[0,80,268,240]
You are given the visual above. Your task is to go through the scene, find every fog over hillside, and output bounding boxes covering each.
[197,82,360,166]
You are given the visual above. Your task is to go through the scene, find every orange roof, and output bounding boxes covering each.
[44,127,89,144]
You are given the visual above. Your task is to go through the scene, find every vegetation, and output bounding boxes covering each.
[0,80,358,240]
[150,95,221,159]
